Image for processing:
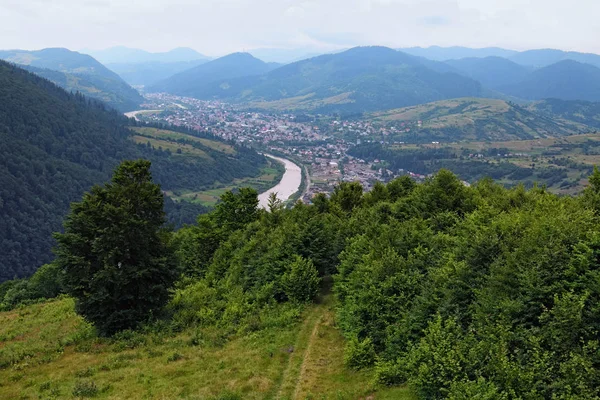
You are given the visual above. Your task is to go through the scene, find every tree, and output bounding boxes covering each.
[213,187,259,232]
[330,182,364,212]
[281,256,321,303]
[54,160,176,335]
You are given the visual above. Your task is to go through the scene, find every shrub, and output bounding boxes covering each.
[344,336,376,370]
[281,256,320,303]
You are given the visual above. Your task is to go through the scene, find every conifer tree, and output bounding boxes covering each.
[54,160,176,335]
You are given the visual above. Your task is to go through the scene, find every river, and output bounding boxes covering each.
[124,109,162,121]
[258,155,303,209]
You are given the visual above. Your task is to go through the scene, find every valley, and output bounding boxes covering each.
[132,93,600,200]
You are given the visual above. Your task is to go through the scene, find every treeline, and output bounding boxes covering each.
[0,61,267,282]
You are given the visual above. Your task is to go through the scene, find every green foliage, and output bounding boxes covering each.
[281,256,320,303]
[332,170,600,398]
[54,160,177,335]
[0,263,64,311]
[343,336,376,370]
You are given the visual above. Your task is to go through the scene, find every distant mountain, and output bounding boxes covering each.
[248,48,327,63]
[399,46,518,61]
[107,60,209,86]
[445,57,532,89]
[368,97,587,141]
[83,46,211,64]
[0,48,143,112]
[499,60,600,102]
[149,52,279,96]
[168,46,484,113]
[510,49,600,69]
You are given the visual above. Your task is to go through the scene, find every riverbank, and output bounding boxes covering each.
[124,109,162,121]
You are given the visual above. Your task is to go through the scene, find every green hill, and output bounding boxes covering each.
[0,61,269,282]
[0,48,144,112]
[369,97,587,141]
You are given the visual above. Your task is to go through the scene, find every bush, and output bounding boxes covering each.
[344,336,376,370]
[281,256,321,303]
[375,359,408,386]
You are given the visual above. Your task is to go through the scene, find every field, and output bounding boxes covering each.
[382,133,600,194]
[130,127,236,154]
[0,295,415,399]
[367,97,589,142]
[165,164,283,207]
[127,127,284,206]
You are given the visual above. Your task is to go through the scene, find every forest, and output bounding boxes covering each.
[0,60,268,282]
[3,163,600,398]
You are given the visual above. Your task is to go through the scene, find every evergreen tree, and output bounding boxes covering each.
[54,160,176,335]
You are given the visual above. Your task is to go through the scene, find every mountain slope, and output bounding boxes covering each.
[149,52,277,96]
[161,46,485,113]
[399,46,518,61]
[83,46,211,64]
[0,61,268,282]
[445,56,532,89]
[499,60,600,102]
[0,48,143,112]
[369,97,587,141]
[510,49,600,69]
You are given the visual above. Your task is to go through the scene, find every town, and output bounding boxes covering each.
[134,93,425,203]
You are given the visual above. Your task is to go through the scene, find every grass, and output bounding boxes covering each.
[130,127,236,154]
[0,294,415,399]
[167,165,283,207]
[131,135,212,159]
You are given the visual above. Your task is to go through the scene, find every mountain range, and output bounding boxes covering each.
[0,48,143,112]
[146,45,600,112]
[150,47,484,113]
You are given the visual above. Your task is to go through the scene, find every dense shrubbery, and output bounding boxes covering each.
[5,151,600,397]
[169,168,600,398]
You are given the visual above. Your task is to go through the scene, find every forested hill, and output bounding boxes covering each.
[0,61,268,282]
[0,48,144,112]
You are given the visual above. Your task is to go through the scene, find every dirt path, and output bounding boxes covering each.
[275,301,326,400]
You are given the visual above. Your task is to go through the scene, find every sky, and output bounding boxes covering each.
[1,0,600,56]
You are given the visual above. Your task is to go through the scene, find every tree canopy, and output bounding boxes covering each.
[54,160,176,335]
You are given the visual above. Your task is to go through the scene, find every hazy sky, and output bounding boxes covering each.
[2,0,600,56]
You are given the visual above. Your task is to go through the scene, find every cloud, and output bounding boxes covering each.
[421,16,451,26]
[0,0,599,55]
